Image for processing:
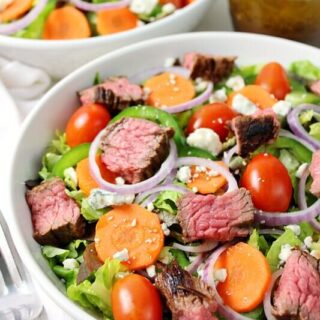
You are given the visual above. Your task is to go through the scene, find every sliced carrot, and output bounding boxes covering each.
[145,72,195,108]
[187,162,227,194]
[0,0,33,22]
[95,204,164,270]
[76,156,116,197]
[227,85,277,110]
[215,242,272,313]
[43,6,91,40]
[96,7,138,35]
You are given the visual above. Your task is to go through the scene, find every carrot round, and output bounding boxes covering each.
[0,0,33,22]
[215,242,272,313]
[227,85,277,110]
[187,162,227,194]
[144,72,195,108]
[96,7,138,36]
[95,204,164,270]
[76,156,116,197]
[43,6,91,40]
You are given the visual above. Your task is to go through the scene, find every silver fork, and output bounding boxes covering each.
[0,209,43,319]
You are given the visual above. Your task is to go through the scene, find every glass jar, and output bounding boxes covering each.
[229,0,320,47]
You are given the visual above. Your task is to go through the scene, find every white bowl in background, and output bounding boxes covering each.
[0,0,211,79]
[6,32,320,319]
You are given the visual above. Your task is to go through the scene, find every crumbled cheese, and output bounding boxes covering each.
[146,265,156,278]
[187,128,222,156]
[164,57,176,68]
[115,177,125,185]
[272,100,292,117]
[304,236,313,249]
[279,244,293,265]
[162,2,176,14]
[231,94,258,115]
[137,20,145,27]
[176,166,192,183]
[195,80,208,93]
[195,166,206,173]
[310,250,320,260]
[147,202,155,212]
[0,0,13,11]
[213,268,228,283]
[63,258,79,270]
[192,187,198,193]
[226,75,245,91]
[161,223,170,236]
[286,225,301,236]
[296,163,309,179]
[209,88,227,103]
[130,0,158,15]
[208,169,219,177]
[195,77,203,84]
[131,218,137,227]
[113,248,129,262]
[158,210,178,227]
[88,189,134,209]
[64,167,78,187]
[143,86,151,99]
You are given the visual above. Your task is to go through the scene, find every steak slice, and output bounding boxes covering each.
[78,77,144,115]
[272,250,320,320]
[155,262,218,320]
[26,178,86,246]
[183,52,236,83]
[231,110,280,157]
[310,149,320,197]
[77,243,103,284]
[177,188,254,242]
[100,117,174,184]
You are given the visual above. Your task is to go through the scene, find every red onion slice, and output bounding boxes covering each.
[89,129,177,194]
[173,240,218,253]
[263,270,283,320]
[298,165,309,210]
[0,0,48,35]
[69,0,130,11]
[259,229,284,236]
[287,104,320,150]
[202,244,252,320]
[186,253,205,274]
[175,157,238,192]
[223,145,237,165]
[130,66,213,114]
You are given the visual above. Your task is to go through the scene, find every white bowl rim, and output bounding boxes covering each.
[7,31,320,318]
[0,0,208,49]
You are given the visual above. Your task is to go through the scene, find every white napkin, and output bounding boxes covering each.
[0,57,52,117]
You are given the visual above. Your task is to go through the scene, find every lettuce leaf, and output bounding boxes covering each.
[285,92,320,106]
[266,229,302,271]
[67,259,127,318]
[248,229,269,254]
[154,190,182,215]
[81,198,106,222]
[289,60,320,81]
[310,122,320,141]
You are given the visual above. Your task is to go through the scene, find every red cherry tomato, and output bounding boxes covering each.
[159,0,184,8]
[66,104,111,147]
[186,103,236,141]
[240,153,292,212]
[112,274,162,320]
[255,62,291,100]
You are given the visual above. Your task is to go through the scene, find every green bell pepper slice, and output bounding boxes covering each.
[52,143,91,178]
[170,249,190,269]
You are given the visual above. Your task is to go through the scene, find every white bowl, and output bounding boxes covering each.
[6,32,320,319]
[0,0,211,79]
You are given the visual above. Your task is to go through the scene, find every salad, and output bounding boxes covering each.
[0,0,192,39]
[25,52,320,320]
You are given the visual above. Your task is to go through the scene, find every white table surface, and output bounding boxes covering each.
[0,1,232,318]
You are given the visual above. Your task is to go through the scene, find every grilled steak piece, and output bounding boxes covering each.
[310,149,320,197]
[183,52,236,83]
[77,243,103,284]
[155,262,218,320]
[272,250,320,320]
[78,77,144,115]
[100,117,174,184]
[309,80,320,96]
[26,178,85,246]
[177,188,254,242]
[231,110,280,157]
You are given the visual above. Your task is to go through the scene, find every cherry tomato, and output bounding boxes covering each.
[159,0,185,8]
[255,62,291,100]
[112,274,162,320]
[240,154,292,212]
[186,103,236,141]
[66,104,111,147]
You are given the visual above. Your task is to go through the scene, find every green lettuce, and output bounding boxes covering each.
[266,229,302,271]
[300,110,315,125]
[154,190,182,215]
[310,122,320,140]
[231,64,264,84]
[81,198,106,222]
[299,221,314,241]
[67,259,127,318]
[285,92,320,106]
[289,60,320,81]
[13,0,56,39]
[247,229,269,254]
